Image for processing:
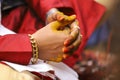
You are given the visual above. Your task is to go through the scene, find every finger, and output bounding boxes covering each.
[57,15,76,27]
[62,27,71,34]
[52,12,60,20]
[56,12,65,21]
[62,45,74,53]
[62,51,74,59]
[50,12,64,22]
[64,28,79,46]
[55,12,75,22]
[62,46,75,56]
[63,15,76,22]
[71,33,82,51]
[63,53,69,59]
[46,15,54,24]
[63,33,82,53]
[50,16,76,30]
[46,12,64,24]
[64,20,80,46]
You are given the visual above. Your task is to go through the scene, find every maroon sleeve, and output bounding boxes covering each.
[0,34,32,65]
[25,0,73,21]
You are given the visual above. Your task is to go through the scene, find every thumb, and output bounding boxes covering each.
[50,15,76,31]
[63,15,76,22]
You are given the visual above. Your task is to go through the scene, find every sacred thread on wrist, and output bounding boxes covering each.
[28,34,39,64]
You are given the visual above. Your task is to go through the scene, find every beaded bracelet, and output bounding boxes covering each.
[28,34,39,64]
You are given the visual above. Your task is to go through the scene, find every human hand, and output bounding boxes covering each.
[63,20,82,56]
[46,9,82,56]
[32,15,76,62]
[46,8,67,24]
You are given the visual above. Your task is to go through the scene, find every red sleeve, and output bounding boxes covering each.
[63,0,106,67]
[0,34,32,65]
[25,0,73,21]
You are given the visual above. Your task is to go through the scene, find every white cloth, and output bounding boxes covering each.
[4,60,78,80]
[0,2,15,35]
[0,24,78,80]
[0,24,15,35]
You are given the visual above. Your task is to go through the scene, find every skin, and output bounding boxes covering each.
[63,20,82,53]
[46,10,82,55]
[32,15,77,62]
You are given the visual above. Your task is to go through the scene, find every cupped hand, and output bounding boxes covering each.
[32,15,76,62]
[46,9,82,56]
[46,11,65,24]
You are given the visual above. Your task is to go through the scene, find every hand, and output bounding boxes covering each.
[63,20,82,56]
[46,9,82,56]
[32,15,76,62]
[46,8,69,24]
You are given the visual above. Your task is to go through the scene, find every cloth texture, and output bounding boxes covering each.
[0,1,105,79]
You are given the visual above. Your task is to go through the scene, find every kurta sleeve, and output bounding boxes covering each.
[63,0,106,67]
[0,34,32,65]
[25,0,73,21]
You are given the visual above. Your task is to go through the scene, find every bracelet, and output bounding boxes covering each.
[28,34,39,64]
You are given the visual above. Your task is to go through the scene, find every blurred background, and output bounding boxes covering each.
[73,4,120,80]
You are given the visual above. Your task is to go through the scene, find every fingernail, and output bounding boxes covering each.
[63,54,69,59]
[62,47,69,53]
